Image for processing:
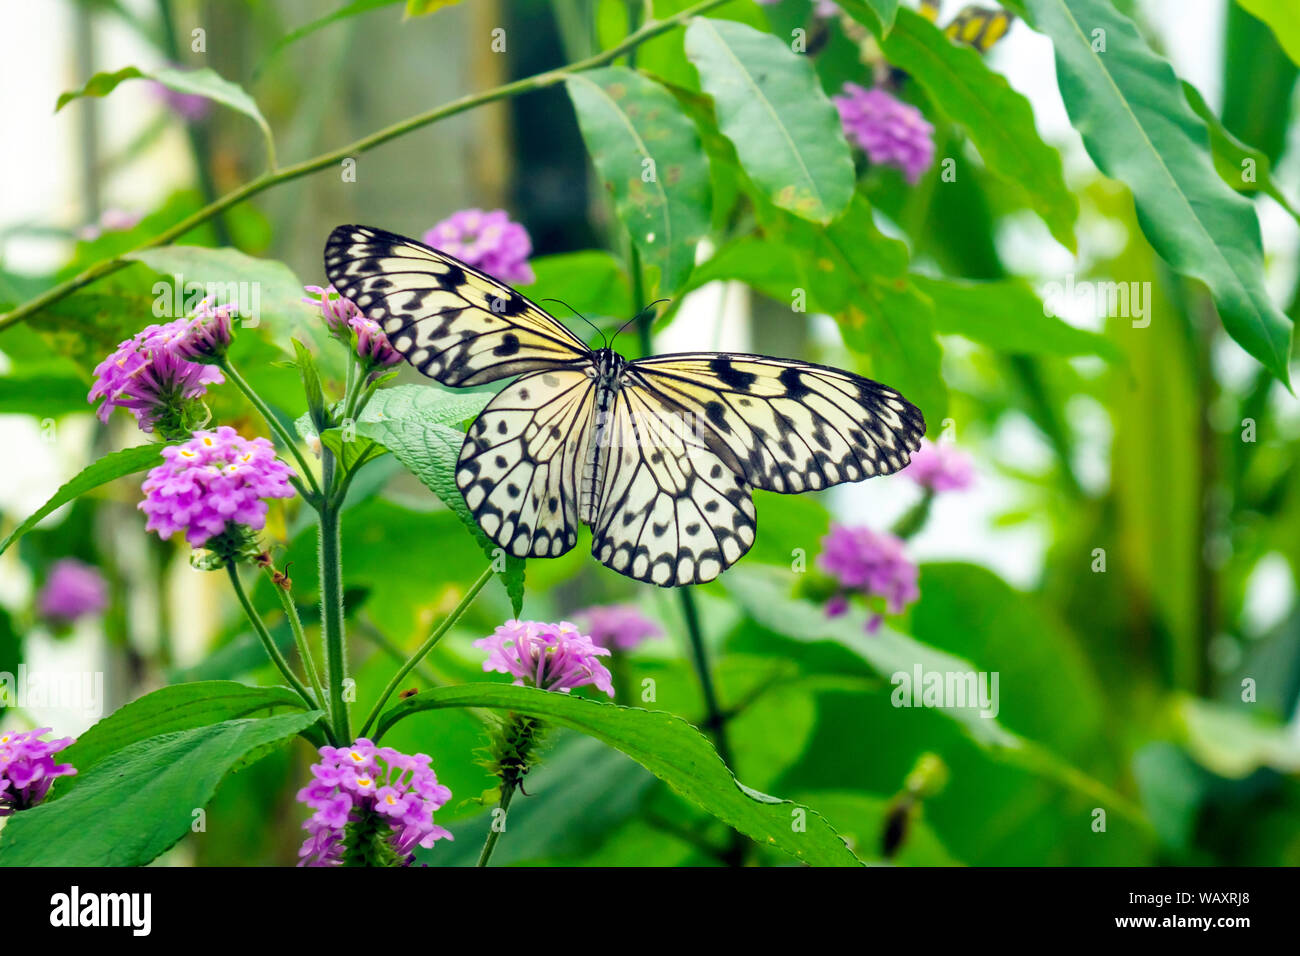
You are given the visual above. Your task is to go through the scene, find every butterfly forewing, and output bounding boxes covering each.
[623,353,925,494]
[324,225,592,387]
[456,367,596,559]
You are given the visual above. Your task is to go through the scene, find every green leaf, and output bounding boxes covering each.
[259,0,402,74]
[377,683,862,866]
[124,245,317,332]
[0,711,321,866]
[351,409,525,614]
[567,68,711,294]
[1183,81,1300,222]
[55,681,311,794]
[765,194,947,426]
[1177,696,1300,778]
[853,6,1078,250]
[1023,0,1292,384]
[723,565,1147,822]
[913,275,1121,360]
[1236,0,1300,67]
[685,18,854,223]
[515,251,631,326]
[0,444,165,556]
[56,66,276,168]
[292,338,329,433]
[0,369,93,417]
[837,0,900,34]
[405,0,462,15]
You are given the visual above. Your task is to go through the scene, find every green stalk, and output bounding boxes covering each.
[317,477,351,744]
[225,564,321,719]
[273,579,328,720]
[0,0,731,334]
[475,779,518,867]
[219,358,322,498]
[358,563,495,738]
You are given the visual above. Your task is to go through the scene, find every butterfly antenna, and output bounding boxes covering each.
[610,299,672,349]
[542,298,606,349]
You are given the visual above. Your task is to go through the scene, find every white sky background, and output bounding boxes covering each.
[0,0,1296,723]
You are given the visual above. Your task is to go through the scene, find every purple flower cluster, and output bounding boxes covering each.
[0,728,76,815]
[424,209,535,285]
[37,559,108,625]
[817,523,920,632]
[89,316,226,433]
[304,285,402,370]
[139,426,296,548]
[904,439,974,493]
[476,620,615,696]
[297,738,452,866]
[834,83,935,185]
[571,604,662,651]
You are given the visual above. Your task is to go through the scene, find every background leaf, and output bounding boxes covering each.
[568,68,711,294]
[1024,0,1292,383]
[685,18,854,223]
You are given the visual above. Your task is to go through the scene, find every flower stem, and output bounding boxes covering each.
[272,577,328,720]
[318,480,351,744]
[225,563,322,719]
[892,488,935,541]
[358,562,495,738]
[0,0,731,335]
[219,359,322,499]
[475,778,518,868]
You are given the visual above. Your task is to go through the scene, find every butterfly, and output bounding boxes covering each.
[920,1,1014,53]
[324,225,925,587]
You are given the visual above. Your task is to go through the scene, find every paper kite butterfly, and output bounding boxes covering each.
[324,225,925,587]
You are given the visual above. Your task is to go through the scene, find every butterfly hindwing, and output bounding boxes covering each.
[590,384,756,586]
[456,367,597,559]
[324,225,591,387]
[623,353,925,495]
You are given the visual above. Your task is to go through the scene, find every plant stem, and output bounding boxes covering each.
[475,779,518,867]
[219,359,322,498]
[273,578,328,719]
[317,482,351,744]
[358,563,495,737]
[225,563,320,717]
[0,0,730,334]
[677,589,734,767]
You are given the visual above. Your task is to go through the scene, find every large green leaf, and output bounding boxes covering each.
[0,710,321,866]
[568,68,711,295]
[685,18,854,223]
[352,414,525,614]
[914,275,1121,360]
[0,443,164,556]
[1023,0,1292,383]
[764,194,947,426]
[723,565,1145,821]
[56,66,276,167]
[125,245,318,333]
[377,683,862,866]
[1237,0,1300,67]
[54,681,311,794]
[854,6,1078,251]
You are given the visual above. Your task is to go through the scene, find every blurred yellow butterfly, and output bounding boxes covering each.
[919,1,1014,53]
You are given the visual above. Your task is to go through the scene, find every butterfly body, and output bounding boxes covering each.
[580,347,629,526]
[325,225,926,587]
